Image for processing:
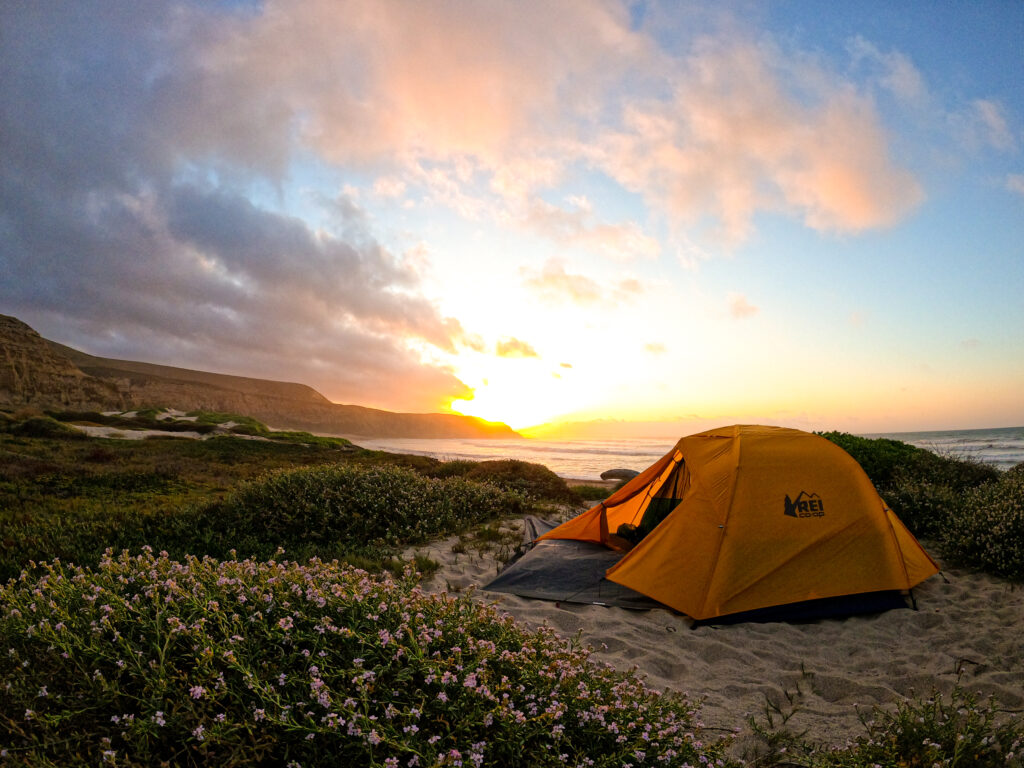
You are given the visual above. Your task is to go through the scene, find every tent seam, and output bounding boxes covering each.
[698,425,743,618]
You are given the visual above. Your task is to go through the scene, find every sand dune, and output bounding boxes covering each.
[409,517,1024,750]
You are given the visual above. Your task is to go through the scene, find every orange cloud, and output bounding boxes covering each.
[521,259,603,305]
[522,198,660,261]
[495,336,539,358]
[521,259,645,306]
[176,2,927,247]
[728,292,758,319]
[595,39,923,241]
[615,278,644,299]
[191,0,642,172]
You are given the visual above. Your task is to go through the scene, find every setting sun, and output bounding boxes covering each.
[448,354,583,430]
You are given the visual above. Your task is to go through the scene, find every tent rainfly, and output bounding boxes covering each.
[539,425,939,622]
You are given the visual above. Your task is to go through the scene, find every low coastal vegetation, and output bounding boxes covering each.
[1,409,1022,765]
[163,464,530,565]
[745,676,1021,767]
[0,409,584,580]
[0,550,731,767]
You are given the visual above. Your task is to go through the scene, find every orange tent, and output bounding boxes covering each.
[540,425,938,621]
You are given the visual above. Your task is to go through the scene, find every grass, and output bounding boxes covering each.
[0,423,361,582]
[448,521,526,566]
[570,484,615,501]
[744,675,1022,767]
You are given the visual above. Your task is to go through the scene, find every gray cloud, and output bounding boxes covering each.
[0,0,471,410]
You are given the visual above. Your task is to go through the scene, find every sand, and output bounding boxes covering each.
[408,512,1024,750]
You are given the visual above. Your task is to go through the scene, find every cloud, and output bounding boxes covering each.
[1008,174,1024,198]
[971,100,1015,151]
[950,99,1017,152]
[728,293,759,319]
[847,36,928,106]
[154,0,922,247]
[1,0,1010,418]
[594,38,924,241]
[175,0,643,174]
[373,177,407,199]
[0,1,477,411]
[520,259,604,305]
[520,258,646,308]
[495,337,539,358]
[522,198,660,261]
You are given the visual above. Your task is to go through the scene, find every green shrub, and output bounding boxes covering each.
[9,416,86,440]
[880,473,962,539]
[48,410,218,434]
[815,684,1021,767]
[461,460,577,503]
[571,484,614,501]
[158,463,530,562]
[820,432,1000,540]
[257,430,355,449]
[819,432,998,491]
[942,472,1024,579]
[419,459,578,503]
[747,679,1022,768]
[350,450,447,476]
[423,459,478,479]
[0,551,733,767]
[186,411,270,432]
[901,449,1000,492]
[0,434,375,581]
[817,432,923,486]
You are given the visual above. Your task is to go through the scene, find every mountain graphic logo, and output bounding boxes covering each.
[784,491,825,518]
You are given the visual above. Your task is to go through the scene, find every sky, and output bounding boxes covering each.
[2,1,1022,437]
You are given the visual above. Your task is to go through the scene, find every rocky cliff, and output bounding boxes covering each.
[0,314,518,439]
[0,315,126,411]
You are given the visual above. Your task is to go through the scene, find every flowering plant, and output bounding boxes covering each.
[1,549,732,767]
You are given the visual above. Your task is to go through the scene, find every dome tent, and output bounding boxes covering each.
[538,425,939,623]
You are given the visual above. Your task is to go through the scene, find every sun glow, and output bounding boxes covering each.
[448,356,586,431]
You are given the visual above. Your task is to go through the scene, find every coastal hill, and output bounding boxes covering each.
[0,314,518,439]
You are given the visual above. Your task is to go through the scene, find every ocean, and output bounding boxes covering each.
[351,426,1024,481]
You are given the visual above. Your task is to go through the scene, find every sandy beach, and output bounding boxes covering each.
[408,511,1024,750]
